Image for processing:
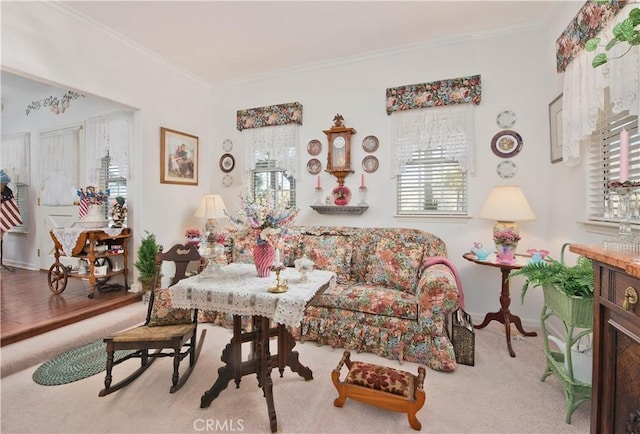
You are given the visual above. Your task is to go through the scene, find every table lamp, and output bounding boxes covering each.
[478,185,535,251]
[194,194,228,277]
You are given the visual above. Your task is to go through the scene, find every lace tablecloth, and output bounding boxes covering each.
[169,263,336,328]
[52,227,124,256]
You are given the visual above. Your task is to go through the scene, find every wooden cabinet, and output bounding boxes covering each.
[569,245,640,434]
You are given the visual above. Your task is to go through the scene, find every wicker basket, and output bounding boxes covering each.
[542,284,593,328]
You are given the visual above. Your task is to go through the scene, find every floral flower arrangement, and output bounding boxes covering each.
[77,186,110,205]
[185,228,202,239]
[227,191,299,247]
[493,229,521,246]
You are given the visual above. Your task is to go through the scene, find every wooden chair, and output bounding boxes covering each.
[99,243,207,397]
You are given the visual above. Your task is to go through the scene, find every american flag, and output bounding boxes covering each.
[78,198,91,219]
[0,196,22,234]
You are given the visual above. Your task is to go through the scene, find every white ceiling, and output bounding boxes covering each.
[59,1,560,86]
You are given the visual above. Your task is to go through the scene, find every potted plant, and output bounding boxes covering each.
[134,230,159,294]
[510,244,594,325]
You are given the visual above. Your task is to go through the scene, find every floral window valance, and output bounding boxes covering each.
[385,74,481,115]
[236,101,303,131]
[555,0,626,73]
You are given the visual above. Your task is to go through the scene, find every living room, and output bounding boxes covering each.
[1,1,638,433]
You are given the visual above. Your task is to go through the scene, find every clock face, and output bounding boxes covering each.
[333,136,346,149]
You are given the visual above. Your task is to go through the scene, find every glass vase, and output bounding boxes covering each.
[603,187,640,252]
[253,243,275,278]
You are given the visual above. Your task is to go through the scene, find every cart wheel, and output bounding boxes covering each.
[48,263,68,294]
[94,257,113,285]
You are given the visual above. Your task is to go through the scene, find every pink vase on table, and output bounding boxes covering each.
[253,243,275,278]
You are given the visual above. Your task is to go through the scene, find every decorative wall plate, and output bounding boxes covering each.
[362,135,379,153]
[491,130,523,158]
[496,110,516,129]
[219,153,235,173]
[307,139,322,156]
[222,174,233,187]
[362,155,379,173]
[222,139,233,152]
[497,160,517,178]
[307,158,322,174]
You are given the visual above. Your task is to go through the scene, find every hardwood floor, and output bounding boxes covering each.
[0,267,142,346]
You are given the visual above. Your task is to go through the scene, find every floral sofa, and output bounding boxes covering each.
[226,225,462,371]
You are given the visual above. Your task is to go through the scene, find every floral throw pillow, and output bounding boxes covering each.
[365,239,425,293]
[148,288,192,327]
[300,234,352,283]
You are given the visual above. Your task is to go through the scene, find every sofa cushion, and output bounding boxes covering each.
[312,283,418,321]
[299,234,352,283]
[365,239,425,293]
[148,288,192,326]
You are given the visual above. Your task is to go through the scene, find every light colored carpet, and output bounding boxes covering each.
[0,304,590,433]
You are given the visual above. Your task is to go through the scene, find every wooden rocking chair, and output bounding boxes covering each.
[99,243,207,396]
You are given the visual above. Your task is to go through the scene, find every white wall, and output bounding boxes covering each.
[211,21,566,326]
[2,0,607,326]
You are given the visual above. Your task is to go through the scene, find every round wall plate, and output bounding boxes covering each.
[222,174,233,187]
[491,130,523,158]
[219,153,235,173]
[307,158,321,174]
[496,110,516,129]
[307,139,322,156]
[362,155,379,173]
[222,139,233,152]
[497,160,517,178]
[362,135,379,153]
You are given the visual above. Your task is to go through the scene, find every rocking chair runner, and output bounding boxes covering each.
[99,243,207,397]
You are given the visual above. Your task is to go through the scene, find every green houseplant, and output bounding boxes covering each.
[585,0,640,68]
[510,245,595,325]
[134,230,159,293]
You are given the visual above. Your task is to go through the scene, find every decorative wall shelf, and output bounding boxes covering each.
[310,205,368,215]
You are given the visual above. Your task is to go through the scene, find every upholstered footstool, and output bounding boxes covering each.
[331,350,427,431]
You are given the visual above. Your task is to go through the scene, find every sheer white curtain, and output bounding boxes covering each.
[389,104,475,177]
[85,111,132,184]
[39,126,81,205]
[242,124,299,182]
[1,132,30,184]
[562,3,640,166]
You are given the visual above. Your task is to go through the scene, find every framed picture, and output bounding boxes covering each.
[160,127,198,185]
[549,94,563,164]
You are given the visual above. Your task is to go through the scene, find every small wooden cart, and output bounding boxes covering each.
[48,228,131,298]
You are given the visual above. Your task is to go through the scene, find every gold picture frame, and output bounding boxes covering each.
[549,94,563,164]
[160,127,198,185]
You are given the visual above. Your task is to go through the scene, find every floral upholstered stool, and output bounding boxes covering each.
[331,350,427,431]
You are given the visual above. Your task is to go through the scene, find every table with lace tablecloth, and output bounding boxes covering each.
[170,263,335,433]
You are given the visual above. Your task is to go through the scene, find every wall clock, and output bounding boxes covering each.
[491,130,523,158]
[323,114,356,186]
[219,153,235,173]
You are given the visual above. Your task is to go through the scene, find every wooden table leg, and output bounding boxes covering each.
[474,267,537,357]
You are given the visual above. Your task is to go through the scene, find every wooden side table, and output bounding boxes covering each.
[462,252,537,357]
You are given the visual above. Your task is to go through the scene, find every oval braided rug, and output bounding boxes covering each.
[32,339,135,386]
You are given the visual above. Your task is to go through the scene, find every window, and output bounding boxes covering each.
[588,107,639,223]
[397,148,467,215]
[251,160,296,208]
[99,152,127,219]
